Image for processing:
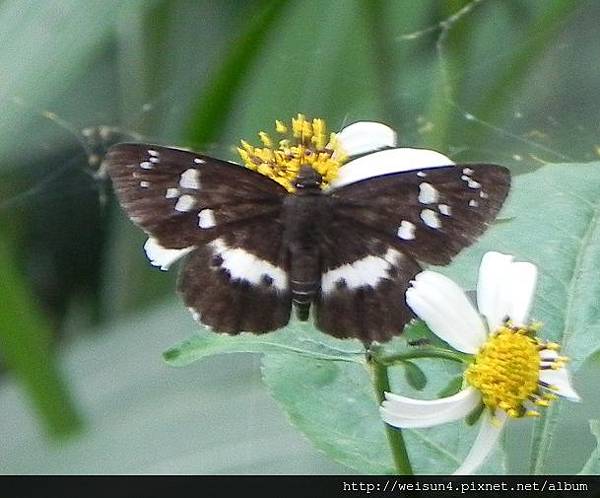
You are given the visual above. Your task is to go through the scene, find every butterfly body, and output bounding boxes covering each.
[282,166,332,321]
[105,121,510,344]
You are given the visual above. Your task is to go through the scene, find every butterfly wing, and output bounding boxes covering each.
[315,163,509,342]
[177,219,292,333]
[316,218,421,342]
[328,164,510,265]
[105,143,291,333]
[105,143,288,248]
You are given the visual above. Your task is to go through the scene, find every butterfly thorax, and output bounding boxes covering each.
[283,165,330,320]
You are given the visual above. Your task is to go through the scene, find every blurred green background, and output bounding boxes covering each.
[0,0,598,474]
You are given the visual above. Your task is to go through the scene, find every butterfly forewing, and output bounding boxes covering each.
[105,143,291,334]
[329,164,510,266]
[105,143,287,248]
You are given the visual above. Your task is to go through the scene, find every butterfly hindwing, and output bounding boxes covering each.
[316,217,421,343]
[329,164,510,265]
[105,143,287,249]
[177,217,292,334]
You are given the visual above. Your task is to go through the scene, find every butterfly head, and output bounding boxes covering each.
[294,165,323,192]
[237,114,348,193]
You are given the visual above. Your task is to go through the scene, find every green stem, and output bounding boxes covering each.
[369,355,413,475]
[379,347,470,366]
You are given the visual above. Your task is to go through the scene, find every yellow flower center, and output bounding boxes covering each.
[465,323,566,418]
[237,114,347,192]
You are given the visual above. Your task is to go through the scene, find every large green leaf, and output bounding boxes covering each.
[579,420,600,475]
[164,322,364,366]
[444,161,600,473]
[261,352,505,475]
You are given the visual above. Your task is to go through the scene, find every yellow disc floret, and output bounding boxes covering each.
[465,323,566,418]
[237,114,347,192]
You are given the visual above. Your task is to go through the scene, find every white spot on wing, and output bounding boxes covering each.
[420,208,441,229]
[166,187,179,199]
[417,171,427,177]
[148,149,159,157]
[480,191,488,199]
[208,238,287,291]
[198,209,216,229]
[467,179,481,189]
[140,161,153,169]
[418,182,439,204]
[174,194,195,212]
[144,237,194,270]
[469,199,479,207]
[187,307,202,323]
[140,181,150,188]
[397,220,416,240]
[179,168,201,189]
[462,168,474,175]
[438,204,452,216]
[149,157,160,163]
[321,249,402,294]
[194,158,205,164]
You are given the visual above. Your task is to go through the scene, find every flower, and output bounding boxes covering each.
[379,251,581,474]
[146,116,456,269]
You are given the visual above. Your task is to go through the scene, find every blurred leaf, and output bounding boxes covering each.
[217,0,384,154]
[185,0,289,147]
[402,360,427,391]
[437,375,464,398]
[444,161,600,473]
[0,0,127,165]
[0,238,81,436]
[473,0,582,130]
[163,323,364,367]
[578,420,600,474]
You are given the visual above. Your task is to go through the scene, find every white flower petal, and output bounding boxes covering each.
[380,388,481,429]
[144,237,194,270]
[329,148,454,189]
[453,410,507,475]
[477,252,538,330]
[539,366,581,402]
[333,121,397,158]
[506,262,538,326]
[477,252,514,330]
[406,271,487,353]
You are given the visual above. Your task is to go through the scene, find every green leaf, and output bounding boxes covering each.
[163,322,364,367]
[578,420,600,475]
[465,404,485,427]
[184,0,289,147]
[261,352,506,474]
[437,375,464,398]
[444,161,600,473]
[0,237,82,436]
[402,361,427,391]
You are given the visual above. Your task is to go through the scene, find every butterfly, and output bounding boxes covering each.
[104,116,510,343]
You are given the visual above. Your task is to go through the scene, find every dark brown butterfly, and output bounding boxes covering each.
[104,118,510,343]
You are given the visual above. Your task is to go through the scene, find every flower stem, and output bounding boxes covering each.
[369,354,414,475]
[379,347,470,366]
